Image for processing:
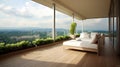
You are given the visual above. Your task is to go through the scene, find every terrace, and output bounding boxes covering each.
[0,0,120,67]
[0,38,120,67]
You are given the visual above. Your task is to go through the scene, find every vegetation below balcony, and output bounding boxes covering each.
[0,35,79,55]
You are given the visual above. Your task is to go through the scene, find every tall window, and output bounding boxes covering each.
[77,18,108,34]
[56,11,72,36]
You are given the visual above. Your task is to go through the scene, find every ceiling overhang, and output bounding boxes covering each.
[32,0,111,20]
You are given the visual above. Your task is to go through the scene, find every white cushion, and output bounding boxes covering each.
[80,38,92,42]
[80,32,90,39]
[75,38,81,41]
[90,32,98,38]
[63,40,97,49]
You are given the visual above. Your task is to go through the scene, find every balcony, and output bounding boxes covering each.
[0,0,120,67]
[0,37,120,67]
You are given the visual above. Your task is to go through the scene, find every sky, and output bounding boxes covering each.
[0,0,108,31]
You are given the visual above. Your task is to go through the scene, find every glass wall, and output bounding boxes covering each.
[109,0,120,55]
[80,18,108,34]
[56,11,72,36]
[56,12,82,36]
[0,0,53,43]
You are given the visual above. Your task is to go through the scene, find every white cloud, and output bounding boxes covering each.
[82,18,108,31]
[0,0,108,31]
[22,1,53,18]
[94,18,102,22]
[4,6,12,10]
[0,4,4,8]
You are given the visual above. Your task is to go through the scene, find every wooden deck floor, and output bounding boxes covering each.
[0,37,120,67]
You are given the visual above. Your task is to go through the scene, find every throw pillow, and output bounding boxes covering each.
[80,32,90,39]
[75,38,81,41]
[91,34,98,44]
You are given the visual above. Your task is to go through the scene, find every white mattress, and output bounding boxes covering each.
[63,40,97,49]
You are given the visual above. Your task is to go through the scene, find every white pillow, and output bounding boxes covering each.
[91,32,98,38]
[80,32,90,39]
[75,38,81,41]
[90,34,98,44]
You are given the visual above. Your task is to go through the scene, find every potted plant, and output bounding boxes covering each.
[69,22,77,39]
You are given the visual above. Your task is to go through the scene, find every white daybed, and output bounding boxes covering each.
[63,32,102,55]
